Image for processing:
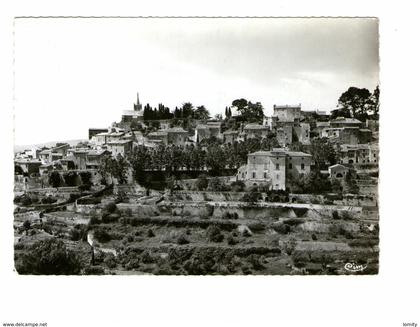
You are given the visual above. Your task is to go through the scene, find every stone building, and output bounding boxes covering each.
[328,164,349,180]
[223,130,239,144]
[339,143,379,165]
[195,122,222,143]
[243,124,270,139]
[236,148,312,190]
[273,104,301,122]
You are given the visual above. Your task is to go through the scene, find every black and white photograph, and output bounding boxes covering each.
[13,17,380,276]
[1,4,420,327]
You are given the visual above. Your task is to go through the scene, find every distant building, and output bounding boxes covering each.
[195,122,222,143]
[339,143,379,165]
[107,140,133,157]
[328,164,349,179]
[14,159,42,176]
[88,128,108,140]
[243,124,270,139]
[273,104,301,122]
[236,148,312,190]
[223,130,239,144]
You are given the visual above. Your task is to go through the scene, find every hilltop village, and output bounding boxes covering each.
[14,87,380,275]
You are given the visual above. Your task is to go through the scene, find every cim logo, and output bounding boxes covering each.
[344,262,367,272]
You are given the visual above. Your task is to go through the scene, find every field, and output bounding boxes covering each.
[13,190,379,275]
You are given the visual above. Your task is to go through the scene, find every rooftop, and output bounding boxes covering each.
[244,124,269,130]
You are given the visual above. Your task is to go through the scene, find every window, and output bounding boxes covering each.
[252,172,256,179]
[276,174,279,179]
[264,172,267,179]
[276,163,280,170]
[301,163,305,170]
[289,163,292,169]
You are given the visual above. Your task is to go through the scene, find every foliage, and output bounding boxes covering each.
[63,171,79,187]
[206,225,224,243]
[79,171,92,189]
[15,238,81,275]
[309,137,337,169]
[99,154,129,185]
[94,227,111,243]
[231,98,264,123]
[231,180,246,192]
[195,174,208,191]
[48,171,62,188]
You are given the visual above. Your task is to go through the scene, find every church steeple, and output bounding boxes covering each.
[134,92,142,111]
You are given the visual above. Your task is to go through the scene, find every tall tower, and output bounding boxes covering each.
[133,92,142,111]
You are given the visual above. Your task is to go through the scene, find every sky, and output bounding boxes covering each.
[14,17,379,146]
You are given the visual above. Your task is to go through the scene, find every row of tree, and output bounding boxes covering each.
[142,102,211,121]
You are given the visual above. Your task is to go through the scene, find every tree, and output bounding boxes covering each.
[79,171,93,190]
[338,87,372,120]
[231,99,264,123]
[48,171,62,188]
[100,154,130,185]
[195,105,210,120]
[15,238,82,275]
[344,169,359,194]
[309,138,337,169]
[369,85,380,118]
[195,174,208,191]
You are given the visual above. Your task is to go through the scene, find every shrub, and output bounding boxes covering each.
[195,175,208,191]
[15,238,81,275]
[311,233,318,241]
[248,221,265,232]
[247,254,265,270]
[222,212,238,220]
[285,238,297,255]
[102,213,120,223]
[104,254,117,268]
[272,223,291,235]
[104,202,117,214]
[176,234,190,245]
[40,196,57,204]
[207,226,224,243]
[231,180,246,192]
[147,229,155,237]
[94,227,111,243]
[332,210,340,220]
[83,265,105,275]
[283,218,304,226]
[341,211,352,220]
[227,233,238,245]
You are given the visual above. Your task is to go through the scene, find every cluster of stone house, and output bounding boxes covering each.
[15,94,379,192]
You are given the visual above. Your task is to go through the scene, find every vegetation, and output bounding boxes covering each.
[15,238,81,275]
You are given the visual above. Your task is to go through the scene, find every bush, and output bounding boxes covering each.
[222,212,239,220]
[272,223,291,235]
[248,221,265,232]
[176,234,190,245]
[104,254,117,268]
[227,233,238,245]
[15,238,81,275]
[283,218,304,226]
[195,175,208,191]
[207,226,224,243]
[231,180,246,192]
[104,201,117,214]
[247,254,265,270]
[40,196,57,204]
[147,229,155,237]
[341,211,352,220]
[332,211,340,220]
[83,265,105,275]
[94,227,111,243]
